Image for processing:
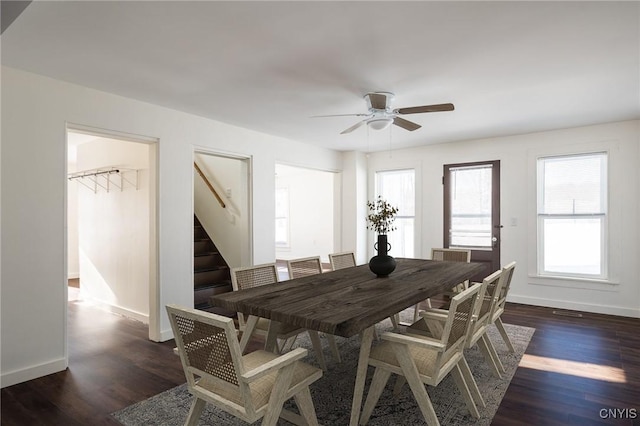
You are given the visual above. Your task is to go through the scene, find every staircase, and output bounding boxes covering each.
[194,215,235,317]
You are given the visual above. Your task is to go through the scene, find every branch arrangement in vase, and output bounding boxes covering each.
[366,196,399,235]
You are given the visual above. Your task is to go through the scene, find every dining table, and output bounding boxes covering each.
[210,257,485,426]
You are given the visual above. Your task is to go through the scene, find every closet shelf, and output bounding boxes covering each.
[68,167,138,193]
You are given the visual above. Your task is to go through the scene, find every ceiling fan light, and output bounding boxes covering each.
[367,117,393,131]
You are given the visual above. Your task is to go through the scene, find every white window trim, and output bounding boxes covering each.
[373,168,417,259]
[536,152,608,280]
[527,140,621,289]
[275,186,290,249]
[448,163,495,250]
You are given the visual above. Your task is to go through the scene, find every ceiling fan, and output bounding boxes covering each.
[314,92,454,134]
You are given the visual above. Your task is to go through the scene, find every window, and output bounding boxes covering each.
[449,164,493,248]
[537,152,607,278]
[376,169,415,257]
[275,187,289,247]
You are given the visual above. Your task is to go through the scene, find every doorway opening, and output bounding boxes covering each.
[66,127,158,339]
[275,164,340,278]
[193,151,252,312]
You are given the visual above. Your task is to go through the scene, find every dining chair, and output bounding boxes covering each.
[359,283,486,425]
[328,251,399,331]
[286,256,325,278]
[412,247,472,323]
[230,263,330,370]
[408,269,506,378]
[328,251,356,271]
[490,261,517,353]
[166,305,322,426]
[286,256,341,363]
[431,247,472,262]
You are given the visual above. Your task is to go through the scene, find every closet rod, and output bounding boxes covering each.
[68,169,120,180]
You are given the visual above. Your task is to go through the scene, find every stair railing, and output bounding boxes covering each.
[194,162,226,209]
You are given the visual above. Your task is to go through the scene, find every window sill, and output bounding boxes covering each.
[528,274,619,292]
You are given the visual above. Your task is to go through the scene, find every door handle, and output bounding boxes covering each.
[492,236,498,247]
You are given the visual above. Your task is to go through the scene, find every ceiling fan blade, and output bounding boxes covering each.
[311,113,369,118]
[340,120,367,134]
[395,103,455,115]
[393,116,421,131]
[369,93,388,110]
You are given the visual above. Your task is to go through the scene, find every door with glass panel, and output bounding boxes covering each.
[444,161,500,281]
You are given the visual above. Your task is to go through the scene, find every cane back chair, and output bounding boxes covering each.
[167,305,322,426]
[359,283,486,425]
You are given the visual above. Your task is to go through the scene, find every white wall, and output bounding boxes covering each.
[341,151,369,265]
[76,137,151,323]
[275,164,336,263]
[365,120,640,317]
[194,153,250,269]
[0,66,342,387]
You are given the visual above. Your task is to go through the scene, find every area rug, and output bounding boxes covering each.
[112,309,534,425]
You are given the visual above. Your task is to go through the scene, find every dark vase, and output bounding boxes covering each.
[369,234,396,277]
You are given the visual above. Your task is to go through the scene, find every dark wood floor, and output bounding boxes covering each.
[1,295,639,425]
[494,305,640,426]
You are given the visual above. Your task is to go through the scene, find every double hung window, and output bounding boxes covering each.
[376,169,415,258]
[537,152,607,278]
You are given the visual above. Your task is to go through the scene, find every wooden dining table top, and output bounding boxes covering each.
[210,257,485,338]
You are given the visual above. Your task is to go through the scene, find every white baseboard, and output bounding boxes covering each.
[159,328,174,342]
[1,357,67,388]
[508,294,640,318]
[67,272,79,279]
[81,294,149,324]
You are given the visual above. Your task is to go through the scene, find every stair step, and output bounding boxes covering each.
[194,265,229,273]
[194,253,226,270]
[194,280,232,291]
[194,225,209,240]
[194,250,220,257]
[194,215,232,314]
[194,268,231,287]
[194,240,213,255]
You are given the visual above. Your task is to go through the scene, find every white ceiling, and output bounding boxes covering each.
[2,1,639,152]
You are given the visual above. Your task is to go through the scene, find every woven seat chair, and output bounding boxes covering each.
[231,263,330,370]
[412,248,472,323]
[359,283,486,425]
[328,251,356,271]
[166,305,322,426]
[286,256,341,363]
[408,269,506,378]
[431,247,472,262]
[286,256,326,278]
[489,261,517,353]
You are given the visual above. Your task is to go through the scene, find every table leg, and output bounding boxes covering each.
[239,315,259,353]
[265,320,282,353]
[349,326,374,426]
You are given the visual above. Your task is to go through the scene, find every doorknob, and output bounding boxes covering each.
[492,236,498,247]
